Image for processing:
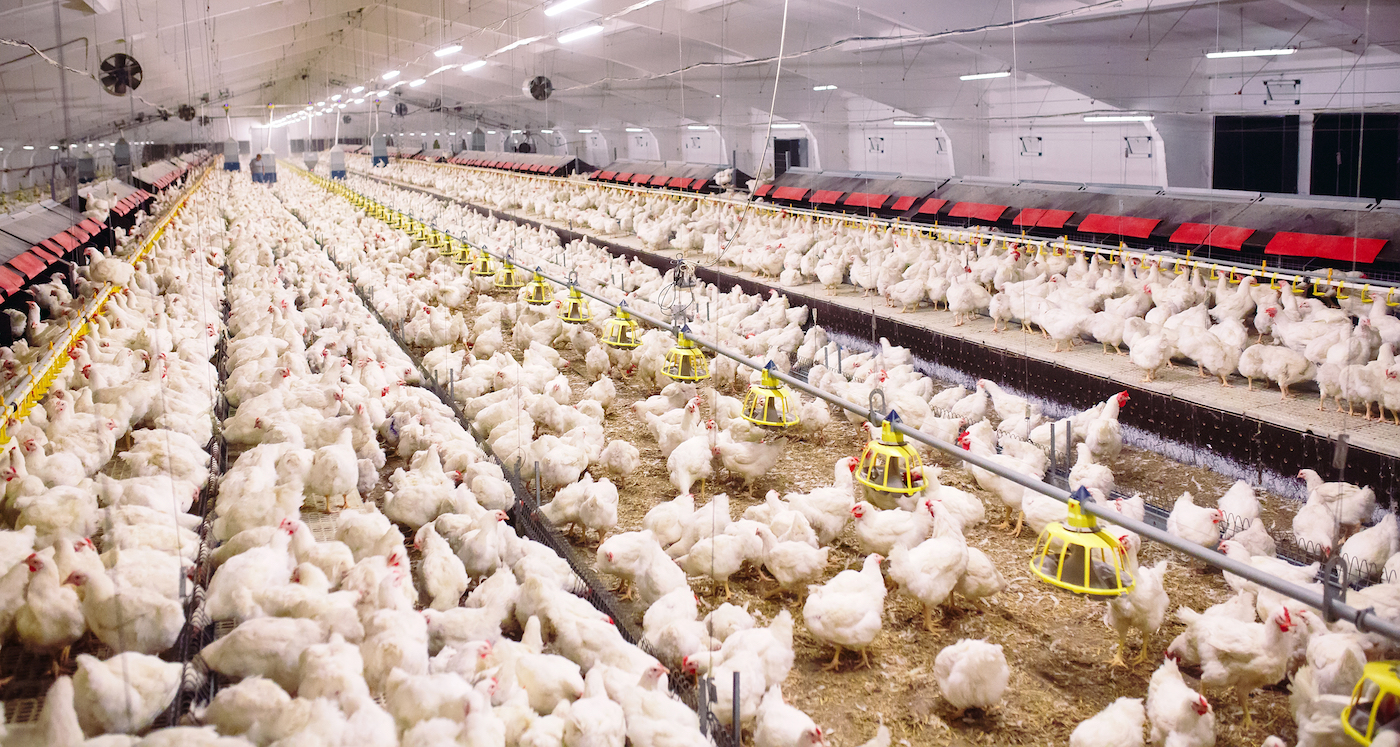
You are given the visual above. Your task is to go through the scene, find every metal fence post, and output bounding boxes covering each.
[732,670,740,743]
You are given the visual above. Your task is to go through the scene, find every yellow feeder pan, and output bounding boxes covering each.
[662,326,710,382]
[855,411,924,496]
[1029,493,1135,597]
[495,260,526,290]
[451,244,472,265]
[560,286,591,323]
[524,269,554,305]
[742,361,800,428]
[602,306,640,349]
[1343,662,1400,744]
[472,253,497,277]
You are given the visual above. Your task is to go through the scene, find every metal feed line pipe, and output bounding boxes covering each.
[314,170,1400,646]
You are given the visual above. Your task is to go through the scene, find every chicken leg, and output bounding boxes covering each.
[1237,689,1253,730]
[1109,631,1129,668]
[824,645,844,672]
[922,604,939,633]
[1133,639,1153,665]
[1009,511,1025,538]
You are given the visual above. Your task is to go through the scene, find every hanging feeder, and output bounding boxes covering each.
[471,252,497,277]
[602,304,641,349]
[524,268,554,305]
[560,273,591,323]
[450,239,472,265]
[1343,662,1400,744]
[742,361,800,428]
[855,398,924,499]
[1029,490,1134,597]
[662,325,710,382]
[495,258,525,290]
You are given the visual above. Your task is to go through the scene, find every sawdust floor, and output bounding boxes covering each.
[529,328,1298,747]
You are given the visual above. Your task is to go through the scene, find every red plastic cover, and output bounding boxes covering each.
[844,193,890,209]
[1012,208,1075,229]
[948,202,1008,221]
[917,198,949,215]
[668,177,693,189]
[890,196,917,212]
[1168,223,1256,251]
[810,190,844,204]
[1265,232,1387,263]
[771,186,809,201]
[1077,213,1161,238]
[0,266,23,298]
[8,250,50,278]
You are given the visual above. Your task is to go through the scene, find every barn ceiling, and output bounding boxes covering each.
[0,0,1396,146]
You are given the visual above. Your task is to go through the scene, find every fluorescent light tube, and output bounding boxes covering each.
[541,129,554,133]
[353,98,364,104]
[687,124,709,130]
[1206,48,1295,59]
[626,127,645,132]
[544,0,590,16]
[1083,114,1154,122]
[461,60,486,72]
[578,129,593,133]
[383,70,400,80]
[892,119,936,127]
[960,71,1010,81]
[434,44,462,57]
[813,84,837,91]
[771,123,803,129]
[331,94,342,101]
[558,24,603,43]
[410,78,426,87]
[351,86,364,93]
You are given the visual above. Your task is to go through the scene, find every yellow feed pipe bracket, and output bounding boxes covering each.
[0,162,213,448]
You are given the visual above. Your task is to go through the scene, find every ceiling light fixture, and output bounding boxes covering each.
[331,94,342,101]
[461,60,486,72]
[351,86,365,93]
[49,145,58,150]
[960,71,1010,81]
[578,129,593,133]
[383,70,400,80]
[410,78,426,87]
[353,98,364,104]
[488,130,497,134]
[1083,114,1154,122]
[317,101,325,106]
[1206,48,1296,59]
[687,124,709,130]
[625,127,645,132]
[544,0,590,16]
[813,84,837,91]
[434,44,462,57]
[541,129,554,133]
[558,24,603,43]
[771,123,803,129]
[377,90,389,96]
[892,119,937,127]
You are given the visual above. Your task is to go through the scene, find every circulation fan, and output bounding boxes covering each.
[524,76,553,101]
[394,102,409,117]
[177,105,196,121]
[342,115,352,124]
[99,53,143,96]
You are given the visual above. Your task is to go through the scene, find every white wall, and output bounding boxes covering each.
[847,123,954,177]
[582,132,611,166]
[987,121,1165,186]
[680,127,726,164]
[625,130,661,161]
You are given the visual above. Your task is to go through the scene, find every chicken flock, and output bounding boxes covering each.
[369,156,1400,423]
[0,155,1394,747]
